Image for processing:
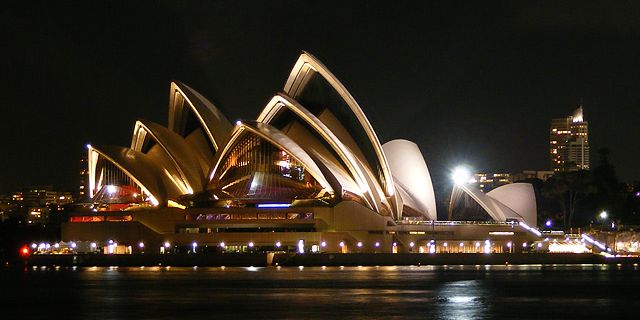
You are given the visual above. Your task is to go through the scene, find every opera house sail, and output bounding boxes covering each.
[67,52,542,254]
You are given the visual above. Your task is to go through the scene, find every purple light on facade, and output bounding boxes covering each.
[257,203,291,208]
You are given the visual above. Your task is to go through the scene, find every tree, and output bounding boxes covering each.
[542,170,596,228]
[592,148,624,219]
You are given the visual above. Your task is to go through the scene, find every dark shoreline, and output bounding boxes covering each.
[6,252,640,268]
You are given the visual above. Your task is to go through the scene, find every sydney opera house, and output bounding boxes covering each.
[64,52,542,254]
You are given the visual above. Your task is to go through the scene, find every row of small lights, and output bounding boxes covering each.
[33,240,526,250]
[31,242,88,250]
[404,240,517,248]
[186,241,511,249]
[29,238,602,255]
[187,240,375,250]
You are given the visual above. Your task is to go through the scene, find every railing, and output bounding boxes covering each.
[69,215,133,222]
[186,212,314,221]
[397,220,519,226]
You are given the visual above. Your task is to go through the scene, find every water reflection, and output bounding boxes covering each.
[2,265,639,319]
[433,280,486,319]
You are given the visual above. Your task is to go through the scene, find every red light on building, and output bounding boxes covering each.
[19,245,30,257]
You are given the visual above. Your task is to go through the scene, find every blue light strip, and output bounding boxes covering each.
[582,234,607,251]
[257,203,291,208]
[519,221,542,237]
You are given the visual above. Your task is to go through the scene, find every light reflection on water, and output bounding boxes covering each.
[2,264,638,319]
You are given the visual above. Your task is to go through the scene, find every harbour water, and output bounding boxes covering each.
[2,264,638,319]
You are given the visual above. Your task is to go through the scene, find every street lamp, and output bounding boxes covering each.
[545,220,552,228]
[599,211,608,220]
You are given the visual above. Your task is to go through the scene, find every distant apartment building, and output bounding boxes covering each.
[550,106,589,172]
[512,170,555,182]
[11,191,23,202]
[469,173,513,193]
[22,186,57,207]
[7,187,75,224]
[0,194,14,222]
[26,206,50,224]
[469,170,555,193]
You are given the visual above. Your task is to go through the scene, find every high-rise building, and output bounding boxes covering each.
[550,106,589,172]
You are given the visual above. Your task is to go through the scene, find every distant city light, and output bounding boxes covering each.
[219,242,225,248]
[374,242,380,247]
[248,242,254,248]
[409,242,415,247]
[138,242,144,248]
[321,241,327,247]
[339,241,345,248]
[357,242,363,248]
[31,243,37,249]
[452,166,472,185]
[70,242,76,249]
[164,242,171,248]
[275,241,282,248]
[545,220,552,227]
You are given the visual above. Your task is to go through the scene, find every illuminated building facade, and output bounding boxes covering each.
[550,106,589,172]
[64,52,542,254]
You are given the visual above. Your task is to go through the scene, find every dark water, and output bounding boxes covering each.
[2,264,639,319]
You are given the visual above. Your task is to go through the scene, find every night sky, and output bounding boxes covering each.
[1,1,639,194]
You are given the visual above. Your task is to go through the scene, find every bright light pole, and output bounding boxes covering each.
[452,166,471,185]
